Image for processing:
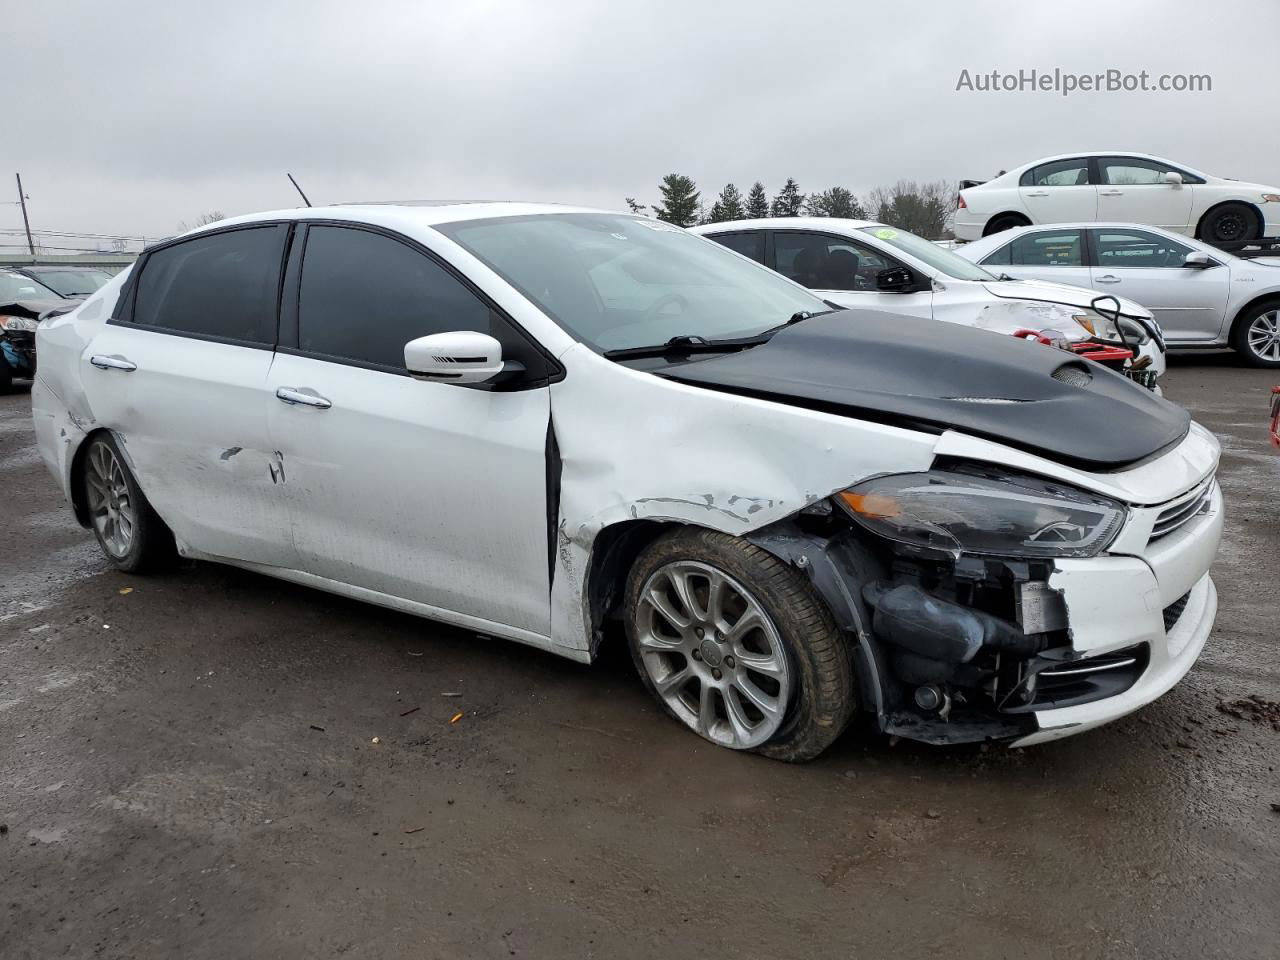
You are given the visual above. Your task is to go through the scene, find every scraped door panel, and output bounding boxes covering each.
[79,326,296,565]
[268,353,552,636]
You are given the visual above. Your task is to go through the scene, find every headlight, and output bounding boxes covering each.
[1073,311,1150,345]
[836,466,1127,560]
[1,315,38,332]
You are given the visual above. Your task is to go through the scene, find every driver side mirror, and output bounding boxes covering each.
[1164,171,1184,186]
[405,331,504,384]
[876,266,918,293]
[1182,251,1216,269]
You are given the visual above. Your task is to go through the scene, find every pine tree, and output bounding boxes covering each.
[770,178,804,217]
[745,181,769,218]
[651,174,701,227]
[706,183,745,223]
[625,197,647,215]
[805,187,866,219]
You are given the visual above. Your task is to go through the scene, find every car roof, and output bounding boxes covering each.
[176,201,624,239]
[997,152,1208,179]
[691,217,886,233]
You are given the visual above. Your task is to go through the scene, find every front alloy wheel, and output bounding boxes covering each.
[1232,304,1280,367]
[624,528,856,761]
[635,560,792,749]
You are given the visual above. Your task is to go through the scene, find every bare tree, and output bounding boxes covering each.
[178,210,227,232]
[861,181,952,238]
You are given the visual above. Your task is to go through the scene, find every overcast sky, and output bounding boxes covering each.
[5,0,1279,250]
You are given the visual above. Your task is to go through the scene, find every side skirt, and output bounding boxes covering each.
[184,550,590,664]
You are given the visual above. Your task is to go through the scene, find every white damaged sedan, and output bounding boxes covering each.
[33,203,1223,759]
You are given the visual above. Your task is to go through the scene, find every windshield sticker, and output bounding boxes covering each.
[874,228,898,240]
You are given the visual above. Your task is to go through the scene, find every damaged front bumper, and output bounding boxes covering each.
[753,474,1223,748]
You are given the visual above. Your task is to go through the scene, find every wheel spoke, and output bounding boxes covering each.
[668,568,706,622]
[706,573,728,628]
[696,680,718,736]
[637,627,684,651]
[732,674,781,720]
[733,649,786,679]
[644,585,691,631]
[652,664,692,698]
[723,607,764,646]
[723,688,756,742]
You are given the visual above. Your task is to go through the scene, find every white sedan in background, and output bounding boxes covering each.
[954,152,1280,247]
[692,217,1166,387]
[958,223,1280,367]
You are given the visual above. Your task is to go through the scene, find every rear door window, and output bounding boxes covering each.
[296,225,493,370]
[707,231,765,264]
[773,232,899,291]
[1007,230,1085,267]
[132,226,287,344]
[1019,159,1091,187]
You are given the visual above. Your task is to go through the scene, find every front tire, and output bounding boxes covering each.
[81,434,177,573]
[624,528,855,762]
[0,354,12,394]
[1199,203,1259,246]
[1230,301,1280,367]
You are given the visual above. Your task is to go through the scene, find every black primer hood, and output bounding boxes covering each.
[658,309,1190,471]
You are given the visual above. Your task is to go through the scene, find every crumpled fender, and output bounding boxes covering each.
[547,343,939,654]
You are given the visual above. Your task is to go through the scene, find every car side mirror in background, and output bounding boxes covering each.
[1182,251,1216,269]
[404,331,505,384]
[876,266,918,292]
[1164,171,1184,186]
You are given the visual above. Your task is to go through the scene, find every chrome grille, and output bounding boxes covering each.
[1150,476,1215,542]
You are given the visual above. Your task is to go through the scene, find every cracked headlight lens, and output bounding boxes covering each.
[836,466,1127,560]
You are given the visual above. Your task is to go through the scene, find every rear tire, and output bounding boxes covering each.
[983,213,1030,236]
[81,433,177,573]
[623,527,856,762]
[0,355,12,394]
[1199,203,1260,246]
[1230,301,1280,368]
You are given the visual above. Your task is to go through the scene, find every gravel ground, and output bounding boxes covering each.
[1,353,1277,959]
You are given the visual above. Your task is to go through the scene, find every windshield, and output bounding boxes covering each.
[23,267,113,297]
[0,269,60,302]
[437,213,826,352]
[859,226,997,281]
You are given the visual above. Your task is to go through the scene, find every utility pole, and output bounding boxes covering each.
[15,173,35,255]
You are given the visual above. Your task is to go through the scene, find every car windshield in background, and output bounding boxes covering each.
[859,226,997,281]
[437,213,826,352]
[22,267,113,297]
[0,269,60,302]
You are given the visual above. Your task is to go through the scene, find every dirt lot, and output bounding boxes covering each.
[2,354,1278,960]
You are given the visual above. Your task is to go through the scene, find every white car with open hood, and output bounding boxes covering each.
[691,217,1166,388]
[954,151,1280,246]
[33,203,1221,759]
[957,222,1280,367]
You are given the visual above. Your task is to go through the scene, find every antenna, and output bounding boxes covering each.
[287,173,312,207]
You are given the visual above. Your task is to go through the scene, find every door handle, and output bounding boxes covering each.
[1025,191,1049,197]
[1099,190,1123,197]
[89,354,137,372]
[1095,274,1121,283]
[276,386,332,409]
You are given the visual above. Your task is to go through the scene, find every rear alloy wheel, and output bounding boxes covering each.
[625,528,856,761]
[1200,203,1259,246]
[1231,303,1280,367]
[82,434,177,572]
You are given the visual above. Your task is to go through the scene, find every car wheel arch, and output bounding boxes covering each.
[983,212,1031,236]
[1228,292,1280,333]
[583,518,687,656]
[1196,200,1264,241]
